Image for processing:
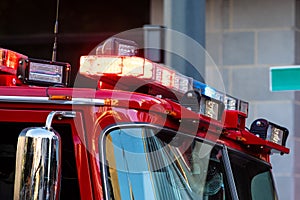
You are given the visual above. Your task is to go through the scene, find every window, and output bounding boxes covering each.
[100,125,230,200]
[229,150,278,200]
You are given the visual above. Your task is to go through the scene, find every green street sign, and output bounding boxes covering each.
[270,66,300,91]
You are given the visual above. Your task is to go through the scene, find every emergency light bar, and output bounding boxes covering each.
[80,37,253,121]
[80,55,193,94]
[79,55,250,121]
[80,55,226,120]
[250,118,289,147]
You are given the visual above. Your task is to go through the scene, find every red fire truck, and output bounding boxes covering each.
[0,37,289,200]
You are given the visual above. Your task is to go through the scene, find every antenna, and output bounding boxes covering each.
[52,0,60,61]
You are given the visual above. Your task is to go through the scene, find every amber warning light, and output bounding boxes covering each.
[0,48,27,75]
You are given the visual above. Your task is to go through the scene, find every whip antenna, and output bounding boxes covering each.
[52,0,60,61]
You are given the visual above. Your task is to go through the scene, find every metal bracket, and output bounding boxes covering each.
[45,111,76,130]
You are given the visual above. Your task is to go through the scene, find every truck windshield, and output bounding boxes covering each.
[228,149,278,200]
[100,126,230,200]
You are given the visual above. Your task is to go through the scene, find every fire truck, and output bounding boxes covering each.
[0,37,289,200]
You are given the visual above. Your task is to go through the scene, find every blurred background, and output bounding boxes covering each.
[0,0,150,76]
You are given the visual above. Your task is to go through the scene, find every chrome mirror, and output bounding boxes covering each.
[14,111,75,200]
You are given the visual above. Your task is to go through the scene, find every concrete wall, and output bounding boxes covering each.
[206,0,299,199]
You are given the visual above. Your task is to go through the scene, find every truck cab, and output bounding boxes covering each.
[0,37,289,200]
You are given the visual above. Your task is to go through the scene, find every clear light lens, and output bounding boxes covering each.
[174,73,192,93]
[29,62,63,84]
[142,60,154,79]
[199,96,220,120]
[80,56,154,78]
[224,94,249,116]
[224,95,238,110]
[118,43,137,56]
[205,99,219,120]
[270,127,283,144]
[80,56,122,75]
[239,100,249,116]
[122,57,144,76]
[267,125,284,145]
[155,65,175,88]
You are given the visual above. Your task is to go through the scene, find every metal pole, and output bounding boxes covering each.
[164,0,206,82]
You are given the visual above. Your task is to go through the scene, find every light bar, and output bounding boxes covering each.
[250,118,289,147]
[19,58,71,87]
[80,55,193,94]
[0,48,27,74]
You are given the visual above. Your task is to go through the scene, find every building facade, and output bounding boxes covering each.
[205,1,299,199]
[151,0,300,199]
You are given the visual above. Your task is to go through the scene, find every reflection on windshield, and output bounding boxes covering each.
[101,127,229,200]
[229,150,278,200]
